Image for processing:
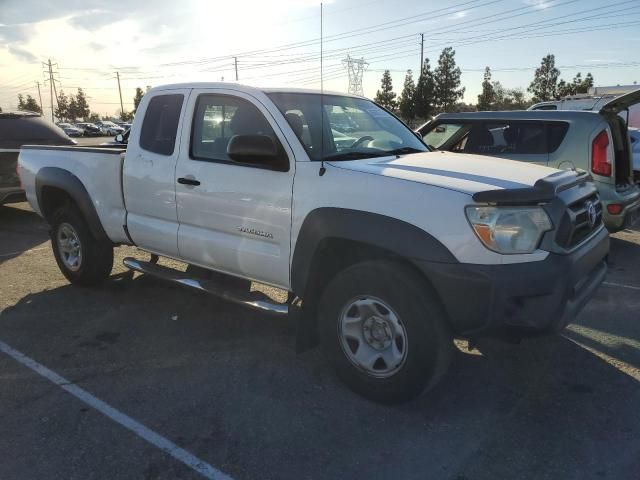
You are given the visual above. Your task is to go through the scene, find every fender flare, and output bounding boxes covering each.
[35,167,110,243]
[290,207,457,297]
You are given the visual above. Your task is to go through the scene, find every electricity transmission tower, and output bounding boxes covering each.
[342,55,368,96]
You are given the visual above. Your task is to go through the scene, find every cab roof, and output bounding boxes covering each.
[148,82,364,99]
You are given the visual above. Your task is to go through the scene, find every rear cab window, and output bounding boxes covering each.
[140,94,184,156]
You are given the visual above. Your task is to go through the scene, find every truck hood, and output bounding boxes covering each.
[328,151,559,196]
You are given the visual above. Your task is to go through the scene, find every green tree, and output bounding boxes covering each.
[398,69,417,122]
[87,112,101,122]
[528,54,560,102]
[120,110,134,121]
[581,72,594,93]
[557,79,570,98]
[557,72,594,98]
[433,47,465,112]
[477,66,495,111]
[74,88,90,121]
[133,87,145,114]
[55,90,69,121]
[415,58,436,119]
[374,70,397,110]
[68,97,79,121]
[17,94,42,113]
[509,88,528,109]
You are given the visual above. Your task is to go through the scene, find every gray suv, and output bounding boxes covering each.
[417,90,640,232]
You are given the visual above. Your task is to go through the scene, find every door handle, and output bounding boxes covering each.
[177,177,201,186]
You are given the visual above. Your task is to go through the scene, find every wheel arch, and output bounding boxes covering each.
[291,208,458,351]
[35,167,110,243]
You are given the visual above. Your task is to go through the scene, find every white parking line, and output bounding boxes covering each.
[0,341,232,480]
[603,281,640,291]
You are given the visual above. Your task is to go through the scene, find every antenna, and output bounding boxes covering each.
[319,2,326,176]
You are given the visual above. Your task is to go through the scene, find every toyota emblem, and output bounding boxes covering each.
[586,201,597,228]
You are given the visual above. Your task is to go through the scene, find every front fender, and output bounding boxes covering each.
[290,207,457,297]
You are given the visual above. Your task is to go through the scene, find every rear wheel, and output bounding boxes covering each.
[318,260,453,404]
[50,204,113,286]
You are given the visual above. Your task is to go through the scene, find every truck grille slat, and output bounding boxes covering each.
[555,193,602,249]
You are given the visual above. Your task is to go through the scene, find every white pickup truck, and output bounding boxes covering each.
[19,83,609,403]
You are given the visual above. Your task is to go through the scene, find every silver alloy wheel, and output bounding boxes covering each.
[338,296,408,378]
[56,222,82,272]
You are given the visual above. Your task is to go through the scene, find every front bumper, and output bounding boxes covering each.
[418,226,609,335]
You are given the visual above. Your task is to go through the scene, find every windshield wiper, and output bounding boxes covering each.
[322,151,391,161]
[385,146,427,155]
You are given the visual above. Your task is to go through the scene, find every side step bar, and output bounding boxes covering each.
[123,257,289,316]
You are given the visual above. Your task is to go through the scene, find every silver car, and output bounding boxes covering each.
[417,90,640,232]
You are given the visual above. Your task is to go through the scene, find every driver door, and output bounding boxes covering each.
[174,88,295,289]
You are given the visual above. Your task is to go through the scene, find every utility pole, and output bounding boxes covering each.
[36,81,43,113]
[420,33,424,76]
[46,59,54,122]
[234,57,238,81]
[116,71,124,118]
[52,77,60,111]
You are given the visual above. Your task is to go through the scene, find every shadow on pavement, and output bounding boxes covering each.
[2,270,640,479]
[0,203,49,264]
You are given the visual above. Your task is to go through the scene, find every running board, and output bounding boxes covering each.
[123,257,289,316]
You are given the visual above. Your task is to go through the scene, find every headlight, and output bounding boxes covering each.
[465,206,552,254]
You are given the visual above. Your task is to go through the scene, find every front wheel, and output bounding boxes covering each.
[50,204,114,286]
[318,260,453,404]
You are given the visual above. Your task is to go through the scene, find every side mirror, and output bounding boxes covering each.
[115,133,124,144]
[435,125,446,133]
[227,134,286,170]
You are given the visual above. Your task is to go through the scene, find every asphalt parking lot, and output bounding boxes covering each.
[1,201,639,480]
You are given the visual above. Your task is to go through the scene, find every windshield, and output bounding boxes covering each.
[267,92,428,161]
[423,123,466,149]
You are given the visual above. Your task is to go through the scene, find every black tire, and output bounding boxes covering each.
[318,260,453,404]
[50,204,113,286]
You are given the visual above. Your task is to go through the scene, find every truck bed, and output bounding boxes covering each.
[18,145,130,244]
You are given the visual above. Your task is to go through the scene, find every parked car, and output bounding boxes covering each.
[19,83,608,403]
[535,87,640,183]
[529,86,640,117]
[56,122,84,137]
[0,112,74,205]
[75,122,102,137]
[629,127,640,184]
[417,90,640,232]
[100,128,129,146]
[95,120,125,135]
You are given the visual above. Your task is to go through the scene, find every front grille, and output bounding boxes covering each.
[554,193,603,249]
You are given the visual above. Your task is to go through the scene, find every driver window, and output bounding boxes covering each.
[191,94,280,163]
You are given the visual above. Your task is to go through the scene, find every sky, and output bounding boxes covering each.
[1,0,639,118]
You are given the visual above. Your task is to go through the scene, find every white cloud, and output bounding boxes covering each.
[524,0,550,9]
[452,10,468,19]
